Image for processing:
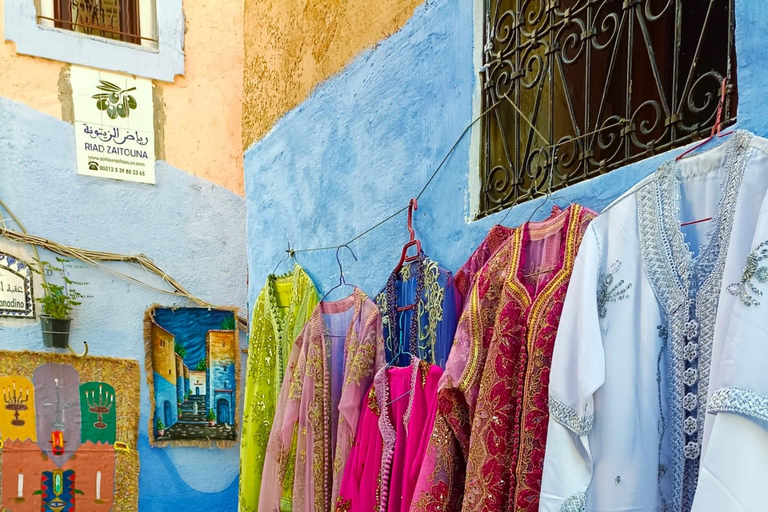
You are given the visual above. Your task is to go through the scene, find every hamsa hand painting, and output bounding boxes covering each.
[145,306,240,448]
[0,351,140,512]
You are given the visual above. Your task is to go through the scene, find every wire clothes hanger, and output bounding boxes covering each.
[320,244,358,303]
[520,147,573,279]
[272,243,297,275]
[676,77,732,227]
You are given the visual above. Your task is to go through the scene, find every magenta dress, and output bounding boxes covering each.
[335,358,443,512]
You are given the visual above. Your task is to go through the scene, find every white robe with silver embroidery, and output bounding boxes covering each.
[539,131,768,512]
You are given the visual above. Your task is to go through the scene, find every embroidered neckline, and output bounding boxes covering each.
[375,357,421,512]
[513,204,574,303]
[266,264,308,388]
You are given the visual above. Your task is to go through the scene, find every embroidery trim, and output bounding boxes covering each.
[549,394,593,436]
[727,241,768,306]
[559,491,586,512]
[368,385,380,416]
[597,260,632,318]
[335,496,352,512]
[709,386,768,423]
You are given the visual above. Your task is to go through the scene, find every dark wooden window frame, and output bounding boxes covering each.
[478,0,737,218]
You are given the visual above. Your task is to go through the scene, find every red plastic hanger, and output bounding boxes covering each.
[393,198,422,313]
[676,78,732,162]
[394,198,421,274]
[676,78,732,227]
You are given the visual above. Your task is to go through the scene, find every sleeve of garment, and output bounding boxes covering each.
[435,271,461,368]
[539,225,606,511]
[258,323,308,512]
[239,290,272,512]
[691,203,768,511]
[409,282,483,512]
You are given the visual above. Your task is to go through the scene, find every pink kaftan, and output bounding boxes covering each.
[336,358,443,512]
[259,288,385,512]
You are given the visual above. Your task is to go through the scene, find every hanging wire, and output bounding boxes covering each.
[292,97,505,254]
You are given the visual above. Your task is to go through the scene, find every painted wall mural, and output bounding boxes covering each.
[145,306,239,448]
[0,350,140,512]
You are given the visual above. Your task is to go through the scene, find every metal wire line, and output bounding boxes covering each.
[292,99,504,255]
[291,93,627,256]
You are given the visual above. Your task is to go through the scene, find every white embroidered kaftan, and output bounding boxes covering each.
[540,131,768,512]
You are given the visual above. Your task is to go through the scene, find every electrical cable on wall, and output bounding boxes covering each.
[0,201,249,332]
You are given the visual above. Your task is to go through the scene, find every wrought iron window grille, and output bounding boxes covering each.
[36,0,155,45]
[478,0,737,218]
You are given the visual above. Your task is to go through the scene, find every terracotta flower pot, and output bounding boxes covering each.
[158,429,165,437]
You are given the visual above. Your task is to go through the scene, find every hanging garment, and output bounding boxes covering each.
[540,131,768,512]
[375,252,460,368]
[454,224,513,307]
[239,265,318,512]
[336,358,443,512]
[259,287,385,512]
[410,204,595,512]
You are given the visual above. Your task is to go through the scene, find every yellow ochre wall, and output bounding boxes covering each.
[0,0,245,195]
[242,0,425,150]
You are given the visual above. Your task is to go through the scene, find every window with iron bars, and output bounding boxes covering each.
[36,0,157,48]
[477,0,737,218]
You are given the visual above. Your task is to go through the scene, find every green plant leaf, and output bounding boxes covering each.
[73,489,84,495]
[92,93,110,99]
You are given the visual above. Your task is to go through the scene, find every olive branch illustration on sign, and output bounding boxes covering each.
[92,80,138,119]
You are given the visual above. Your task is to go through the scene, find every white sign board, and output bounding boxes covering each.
[71,66,155,184]
[0,252,34,318]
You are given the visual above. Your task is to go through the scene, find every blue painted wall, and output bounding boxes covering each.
[244,0,766,305]
[0,96,246,511]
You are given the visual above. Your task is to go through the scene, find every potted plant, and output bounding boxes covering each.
[32,258,84,349]
[156,418,165,437]
[207,409,216,427]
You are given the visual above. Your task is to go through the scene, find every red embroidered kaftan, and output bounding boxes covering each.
[410,204,594,512]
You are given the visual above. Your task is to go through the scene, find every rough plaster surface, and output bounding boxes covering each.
[0,0,63,120]
[0,96,246,511]
[244,0,766,311]
[242,0,425,149]
[163,0,244,194]
[0,0,244,195]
